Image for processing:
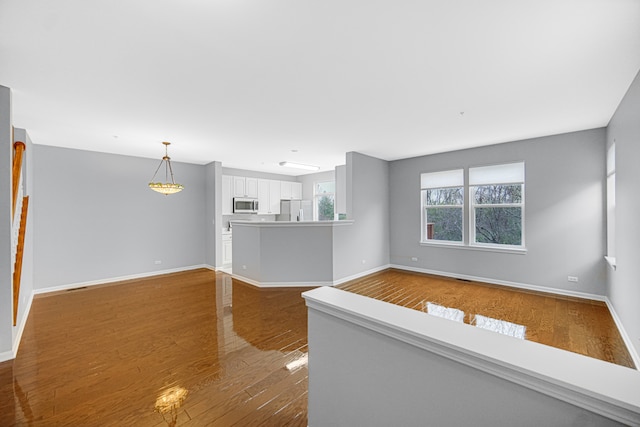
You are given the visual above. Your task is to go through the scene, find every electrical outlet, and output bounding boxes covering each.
[568,276,578,283]
[411,257,418,262]
[361,259,366,264]
[154,260,162,265]
[242,265,247,270]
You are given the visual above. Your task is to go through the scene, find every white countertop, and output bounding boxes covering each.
[230,220,354,227]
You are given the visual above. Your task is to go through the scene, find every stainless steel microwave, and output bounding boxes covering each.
[233,198,259,214]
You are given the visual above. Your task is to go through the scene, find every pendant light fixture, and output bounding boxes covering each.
[148,142,184,195]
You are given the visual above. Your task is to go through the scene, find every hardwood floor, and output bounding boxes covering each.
[338,269,635,369]
[0,269,313,426]
[0,268,634,426]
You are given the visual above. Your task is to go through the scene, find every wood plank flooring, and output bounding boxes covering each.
[338,269,635,369]
[1,269,313,426]
[0,268,634,426]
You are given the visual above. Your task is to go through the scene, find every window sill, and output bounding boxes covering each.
[604,256,616,270]
[420,241,527,255]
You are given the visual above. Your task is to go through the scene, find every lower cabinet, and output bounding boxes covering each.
[222,234,232,266]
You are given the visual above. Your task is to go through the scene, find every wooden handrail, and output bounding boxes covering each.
[13,196,28,326]
[12,141,27,326]
[12,141,26,218]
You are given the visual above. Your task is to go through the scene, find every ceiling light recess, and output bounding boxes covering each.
[279,161,320,171]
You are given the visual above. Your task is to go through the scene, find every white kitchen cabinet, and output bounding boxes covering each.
[280,181,292,199]
[246,178,258,197]
[280,181,302,200]
[222,175,233,215]
[233,176,245,197]
[257,179,270,214]
[233,176,258,198]
[222,233,232,266]
[291,182,302,199]
[257,179,282,214]
[269,180,281,214]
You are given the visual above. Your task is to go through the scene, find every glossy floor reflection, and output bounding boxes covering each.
[338,269,636,369]
[0,269,312,426]
[1,268,634,426]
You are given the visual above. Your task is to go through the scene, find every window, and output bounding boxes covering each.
[606,144,615,261]
[314,181,335,221]
[470,162,524,248]
[421,169,464,243]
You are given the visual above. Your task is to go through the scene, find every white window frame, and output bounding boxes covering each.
[606,144,616,269]
[313,180,335,221]
[469,162,525,250]
[420,169,464,245]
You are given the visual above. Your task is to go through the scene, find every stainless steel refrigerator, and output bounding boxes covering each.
[277,200,312,222]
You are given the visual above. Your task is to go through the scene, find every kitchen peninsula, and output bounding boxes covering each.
[231,220,354,287]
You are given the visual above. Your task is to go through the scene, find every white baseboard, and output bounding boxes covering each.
[332,264,392,286]
[6,266,216,363]
[0,289,35,363]
[232,264,392,288]
[0,350,12,363]
[391,264,640,370]
[605,297,640,370]
[390,264,607,302]
[11,289,34,359]
[33,264,211,295]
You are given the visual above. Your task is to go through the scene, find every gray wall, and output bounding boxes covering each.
[297,170,335,202]
[607,69,640,358]
[389,129,607,295]
[32,145,206,290]
[232,223,335,285]
[231,224,261,280]
[261,226,333,283]
[333,152,390,280]
[0,86,12,356]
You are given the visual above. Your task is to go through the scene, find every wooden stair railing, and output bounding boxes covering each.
[12,142,25,218]
[13,196,28,326]
[12,141,27,326]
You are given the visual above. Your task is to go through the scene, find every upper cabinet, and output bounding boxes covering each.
[269,180,282,213]
[257,179,282,215]
[292,182,302,199]
[233,176,258,198]
[280,181,302,200]
[257,179,270,214]
[280,181,291,199]
[223,174,300,215]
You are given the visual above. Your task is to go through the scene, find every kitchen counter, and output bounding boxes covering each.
[230,220,354,228]
[230,220,355,287]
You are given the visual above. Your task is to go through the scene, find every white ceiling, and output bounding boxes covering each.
[1,1,639,176]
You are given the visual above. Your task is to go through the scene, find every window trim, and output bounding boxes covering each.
[420,170,465,244]
[606,144,615,264]
[313,180,335,221]
[420,162,526,252]
[469,184,525,250]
